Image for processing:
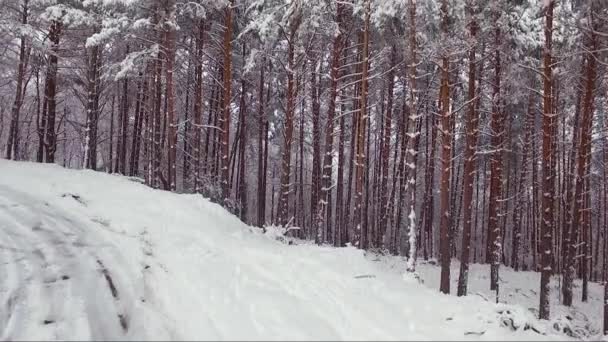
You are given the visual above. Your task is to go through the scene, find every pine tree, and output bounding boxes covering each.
[539,0,555,320]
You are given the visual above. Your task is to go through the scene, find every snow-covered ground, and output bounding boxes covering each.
[0,160,590,340]
[377,257,604,340]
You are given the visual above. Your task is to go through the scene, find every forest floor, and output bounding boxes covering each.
[0,159,595,340]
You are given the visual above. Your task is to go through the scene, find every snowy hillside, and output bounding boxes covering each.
[0,160,575,340]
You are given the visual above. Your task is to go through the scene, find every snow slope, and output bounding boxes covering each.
[0,160,572,340]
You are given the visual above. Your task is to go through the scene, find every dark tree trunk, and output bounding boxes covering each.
[438,0,452,295]
[257,58,267,227]
[539,0,555,321]
[43,20,62,163]
[457,3,479,296]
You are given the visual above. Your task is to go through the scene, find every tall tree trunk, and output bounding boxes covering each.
[379,47,395,248]
[336,105,346,245]
[438,0,452,295]
[316,2,343,243]
[182,40,193,188]
[488,7,504,292]
[539,0,555,321]
[457,1,479,296]
[263,120,269,223]
[153,44,164,188]
[562,88,583,306]
[118,58,129,175]
[422,107,437,260]
[257,58,267,226]
[194,20,205,193]
[310,61,321,238]
[578,26,598,302]
[220,0,234,203]
[143,67,153,184]
[353,0,371,248]
[164,3,177,191]
[238,44,248,222]
[405,0,420,272]
[131,64,150,177]
[44,19,62,163]
[513,90,534,271]
[84,44,100,169]
[298,71,306,236]
[6,0,29,160]
[129,75,143,175]
[108,94,115,173]
[278,12,301,226]
[36,65,46,163]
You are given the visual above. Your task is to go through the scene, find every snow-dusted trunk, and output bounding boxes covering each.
[143,68,153,184]
[44,19,62,163]
[405,0,419,272]
[539,0,555,321]
[129,75,144,176]
[297,72,306,235]
[182,40,193,187]
[457,1,479,296]
[488,8,504,293]
[422,102,437,260]
[257,58,267,227]
[512,91,534,271]
[344,34,362,246]
[194,21,205,194]
[6,0,29,161]
[577,26,598,303]
[118,52,129,175]
[237,44,248,223]
[108,95,115,173]
[164,2,177,191]
[278,15,300,227]
[353,0,370,249]
[393,109,408,254]
[336,103,347,246]
[562,91,582,306]
[310,61,321,236]
[316,2,343,244]
[84,44,100,169]
[220,1,233,203]
[203,67,219,182]
[153,44,164,189]
[36,69,47,163]
[132,64,151,177]
[438,0,452,295]
[379,47,395,249]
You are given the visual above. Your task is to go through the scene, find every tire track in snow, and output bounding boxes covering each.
[0,197,84,340]
[0,186,136,340]
[0,212,29,341]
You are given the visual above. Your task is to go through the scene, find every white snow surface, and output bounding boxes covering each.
[379,258,604,340]
[0,160,575,340]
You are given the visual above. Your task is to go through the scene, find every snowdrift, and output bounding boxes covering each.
[0,160,573,340]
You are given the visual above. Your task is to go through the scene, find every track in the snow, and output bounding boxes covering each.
[0,186,134,340]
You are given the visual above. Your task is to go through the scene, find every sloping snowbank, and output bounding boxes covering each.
[0,160,570,340]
